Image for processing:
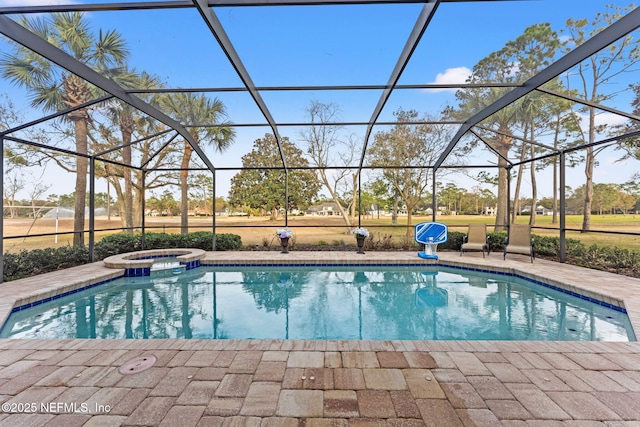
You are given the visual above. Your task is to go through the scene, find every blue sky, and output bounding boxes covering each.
[1,0,638,200]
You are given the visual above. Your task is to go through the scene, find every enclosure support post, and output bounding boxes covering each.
[559,151,566,263]
[0,136,4,284]
[432,168,437,222]
[284,170,289,229]
[141,170,146,250]
[212,170,216,251]
[212,272,218,339]
[89,156,95,262]
[357,170,361,228]
[506,165,511,231]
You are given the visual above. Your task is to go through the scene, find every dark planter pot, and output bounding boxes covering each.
[356,236,366,254]
[280,237,290,254]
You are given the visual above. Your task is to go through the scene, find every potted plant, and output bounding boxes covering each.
[276,228,293,253]
[351,227,369,254]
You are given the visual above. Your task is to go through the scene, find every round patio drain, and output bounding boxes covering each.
[118,355,157,375]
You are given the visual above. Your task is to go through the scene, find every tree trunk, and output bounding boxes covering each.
[494,131,512,232]
[104,164,126,227]
[180,143,193,235]
[582,107,596,231]
[392,192,398,226]
[512,151,526,224]
[351,172,358,221]
[133,169,144,227]
[529,131,537,226]
[110,177,126,224]
[121,129,134,234]
[73,118,88,246]
[107,181,111,221]
[317,168,351,229]
[551,114,561,224]
[133,187,144,227]
[582,147,595,230]
[529,120,538,225]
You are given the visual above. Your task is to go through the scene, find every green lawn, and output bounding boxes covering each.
[3,213,639,253]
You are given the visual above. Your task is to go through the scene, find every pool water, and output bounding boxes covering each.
[1,265,634,341]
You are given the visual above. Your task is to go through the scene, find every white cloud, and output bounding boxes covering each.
[428,66,472,92]
[576,112,630,134]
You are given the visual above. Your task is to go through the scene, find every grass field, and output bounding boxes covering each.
[3,213,639,253]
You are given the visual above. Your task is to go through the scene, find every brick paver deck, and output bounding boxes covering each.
[0,251,639,426]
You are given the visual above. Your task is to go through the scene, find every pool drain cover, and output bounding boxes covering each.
[119,355,157,375]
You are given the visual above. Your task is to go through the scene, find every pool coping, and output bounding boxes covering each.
[103,248,205,276]
[1,250,639,341]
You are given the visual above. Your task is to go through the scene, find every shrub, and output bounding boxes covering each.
[92,233,138,260]
[3,245,89,282]
[143,232,182,249]
[566,243,640,275]
[261,236,272,247]
[94,231,242,260]
[439,231,465,251]
[365,233,394,250]
[181,231,213,249]
[216,233,242,251]
[530,235,579,257]
[487,231,507,252]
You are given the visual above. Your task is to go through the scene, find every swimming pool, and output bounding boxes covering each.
[1,264,634,341]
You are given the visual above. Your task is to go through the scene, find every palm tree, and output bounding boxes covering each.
[1,12,129,245]
[454,23,559,231]
[103,71,162,231]
[160,93,235,234]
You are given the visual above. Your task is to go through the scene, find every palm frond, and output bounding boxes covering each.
[52,12,92,61]
[20,15,50,41]
[94,28,129,68]
[30,84,64,112]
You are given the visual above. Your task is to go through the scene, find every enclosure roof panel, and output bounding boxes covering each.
[0,1,638,172]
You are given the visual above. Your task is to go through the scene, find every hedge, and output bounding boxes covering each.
[433,231,639,276]
[3,232,242,282]
[93,231,242,260]
[2,245,90,281]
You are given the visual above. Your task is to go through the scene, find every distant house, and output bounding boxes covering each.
[306,202,342,216]
[522,205,554,216]
[277,207,302,216]
[482,205,497,216]
[367,204,387,217]
[535,206,554,216]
